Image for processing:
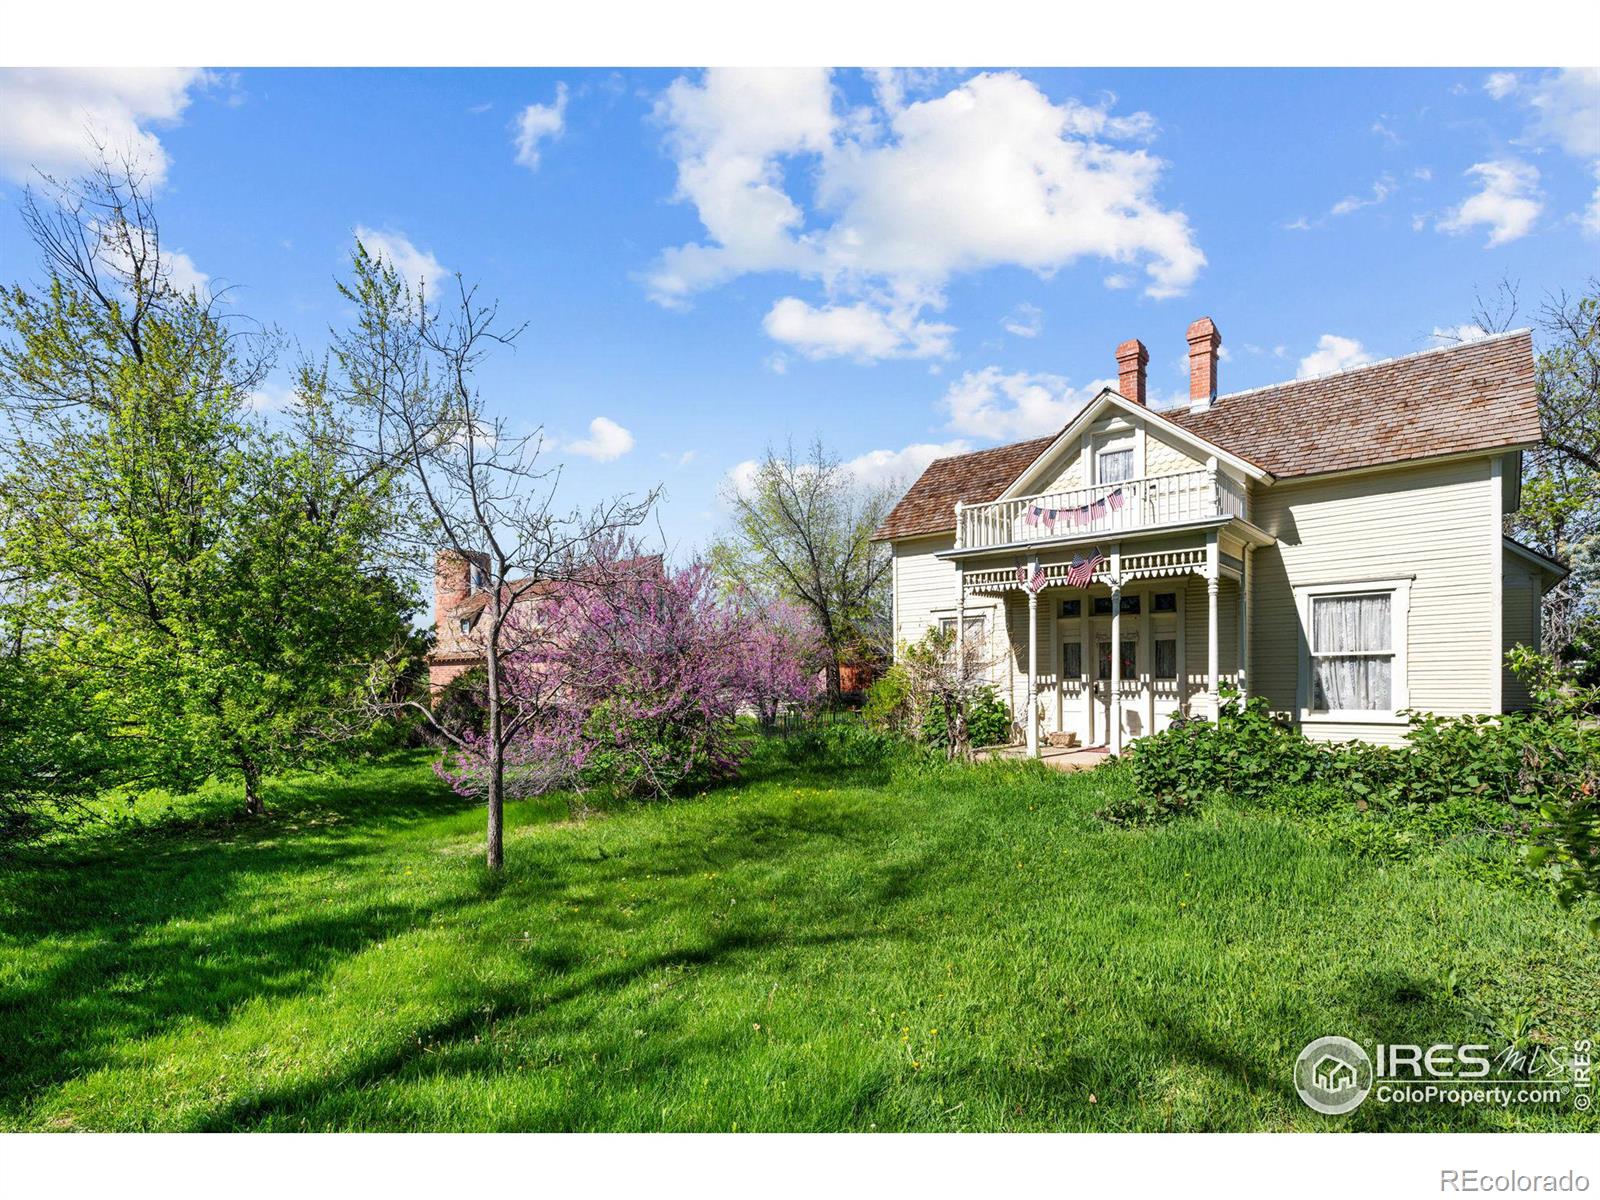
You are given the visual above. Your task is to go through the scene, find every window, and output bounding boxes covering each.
[1153,638,1178,680]
[939,614,988,640]
[1096,640,1137,680]
[1063,642,1082,678]
[1309,594,1392,712]
[1152,592,1178,613]
[1093,595,1140,615]
[1097,446,1135,484]
[1297,580,1410,718]
[458,616,472,634]
[1059,599,1081,618]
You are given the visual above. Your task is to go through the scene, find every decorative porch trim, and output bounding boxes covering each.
[963,547,1207,594]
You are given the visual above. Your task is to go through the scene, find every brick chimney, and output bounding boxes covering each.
[433,549,487,637]
[1186,317,1221,411]
[1115,338,1149,406]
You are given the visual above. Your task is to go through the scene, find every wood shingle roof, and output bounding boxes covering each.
[872,330,1540,542]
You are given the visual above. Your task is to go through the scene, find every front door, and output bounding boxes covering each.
[1092,617,1140,743]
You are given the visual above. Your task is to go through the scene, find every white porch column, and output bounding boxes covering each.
[955,559,966,631]
[1141,584,1154,738]
[1204,529,1220,721]
[1239,545,1253,699]
[1026,557,1040,758]
[1080,604,1094,746]
[1109,542,1123,755]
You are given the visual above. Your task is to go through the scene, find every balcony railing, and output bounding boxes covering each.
[954,467,1248,552]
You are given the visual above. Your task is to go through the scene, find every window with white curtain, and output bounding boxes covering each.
[1096,446,1135,484]
[1298,581,1410,717]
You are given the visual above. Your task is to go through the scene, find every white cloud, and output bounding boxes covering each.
[1002,302,1042,338]
[0,68,209,186]
[843,440,971,489]
[726,438,971,500]
[941,367,1106,441]
[647,69,1204,359]
[1484,72,1520,100]
[1436,160,1543,247]
[353,226,450,293]
[246,378,297,415]
[1297,335,1374,379]
[1330,175,1396,216]
[1519,68,1600,160]
[762,296,953,361]
[513,83,568,171]
[1430,323,1492,344]
[564,416,634,462]
[1485,69,1599,234]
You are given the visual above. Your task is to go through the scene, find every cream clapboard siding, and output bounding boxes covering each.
[891,534,958,646]
[1249,456,1496,745]
[1501,554,1539,710]
[890,533,1012,703]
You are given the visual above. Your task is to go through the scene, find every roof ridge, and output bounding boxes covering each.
[1206,327,1532,407]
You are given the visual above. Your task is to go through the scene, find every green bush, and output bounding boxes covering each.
[429,667,487,744]
[862,665,912,734]
[1104,658,1600,926]
[918,685,1012,751]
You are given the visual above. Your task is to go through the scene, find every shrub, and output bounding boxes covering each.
[862,665,912,735]
[920,685,1011,750]
[1106,658,1600,926]
[429,667,488,744]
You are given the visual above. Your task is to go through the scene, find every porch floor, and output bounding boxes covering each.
[976,745,1111,771]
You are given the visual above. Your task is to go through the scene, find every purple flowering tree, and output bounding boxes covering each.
[438,539,765,801]
[734,596,826,731]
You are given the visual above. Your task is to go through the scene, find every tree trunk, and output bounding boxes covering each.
[825,654,843,705]
[485,632,505,872]
[242,760,264,817]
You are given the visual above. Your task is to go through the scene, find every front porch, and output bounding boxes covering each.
[949,524,1271,757]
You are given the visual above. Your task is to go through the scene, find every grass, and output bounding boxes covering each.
[0,738,1595,1132]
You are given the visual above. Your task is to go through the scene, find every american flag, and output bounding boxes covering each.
[1030,566,1046,592]
[1107,488,1125,512]
[1065,548,1105,588]
[1024,505,1041,526]
[1042,508,1058,530]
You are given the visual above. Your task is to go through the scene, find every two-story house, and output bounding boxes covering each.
[872,320,1566,755]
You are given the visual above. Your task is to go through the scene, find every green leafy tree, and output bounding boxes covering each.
[0,163,411,816]
[1472,279,1600,655]
[713,439,894,701]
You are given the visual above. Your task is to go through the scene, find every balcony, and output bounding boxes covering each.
[953,467,1249,553]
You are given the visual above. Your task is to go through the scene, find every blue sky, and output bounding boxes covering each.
[1,67,1597,555]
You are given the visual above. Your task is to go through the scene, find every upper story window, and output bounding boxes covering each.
[1059,599,1081,618]
[1152,592,1178,613]
[1296,579,1411,719]
[458,616,473,634]
[1096,446,1135,484]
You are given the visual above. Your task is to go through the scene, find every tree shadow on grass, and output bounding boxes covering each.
[0,763,942,1130]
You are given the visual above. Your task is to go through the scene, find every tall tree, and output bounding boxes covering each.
[714,439,894,701]
[1477,280,1600,655]
[327,247,653,870]
[0,162,411,816]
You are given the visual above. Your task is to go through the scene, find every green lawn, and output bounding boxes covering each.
[1,740,1594,1132]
